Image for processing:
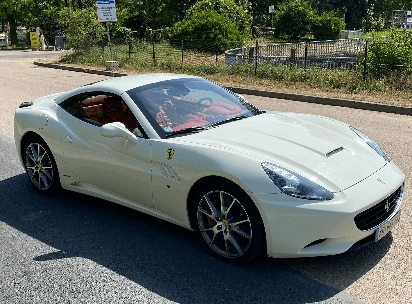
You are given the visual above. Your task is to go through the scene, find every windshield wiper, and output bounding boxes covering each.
[208,115,250,129]
[166,126,207,138]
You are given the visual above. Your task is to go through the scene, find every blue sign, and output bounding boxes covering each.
[96,0,115,4]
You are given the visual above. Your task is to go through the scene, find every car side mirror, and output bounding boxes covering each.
[99,122,140,144]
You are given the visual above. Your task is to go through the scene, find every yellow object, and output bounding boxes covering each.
[30,32,39,49]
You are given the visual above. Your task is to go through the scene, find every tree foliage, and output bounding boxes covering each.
[58,7,105,51]
[273,0,316,40]
[168,10,245,52]
[359,29,412,76]
[0,0,32,44]
[186,0,252,34]
[362,7,385,32]
[313,11,346,41]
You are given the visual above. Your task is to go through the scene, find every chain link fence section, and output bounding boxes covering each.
[225,38,387,71]
[83,36,401,79]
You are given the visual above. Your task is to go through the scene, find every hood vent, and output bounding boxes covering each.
[326,147,344,158]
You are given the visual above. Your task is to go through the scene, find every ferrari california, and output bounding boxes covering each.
[14,73,405,263]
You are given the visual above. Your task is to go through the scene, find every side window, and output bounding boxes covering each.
[60,92,146,137]
[60,92,107,126]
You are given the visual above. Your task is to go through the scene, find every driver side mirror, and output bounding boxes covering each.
[99,122,140,144]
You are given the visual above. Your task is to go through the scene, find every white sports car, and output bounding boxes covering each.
[14,73,405,263]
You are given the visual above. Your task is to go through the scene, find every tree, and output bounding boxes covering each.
[248,0,282,26]
[122,0,198,31]
[169,9,245,52]
[313,11,346,40]
[0,0,32,45]
[58,7,105,51]
[186,0,252,35]
[273,0,316,40]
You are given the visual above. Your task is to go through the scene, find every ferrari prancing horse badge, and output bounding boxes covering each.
[167,149,175,160]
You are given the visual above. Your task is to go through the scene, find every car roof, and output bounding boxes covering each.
[88,73,200,92]
[54,73,202,103]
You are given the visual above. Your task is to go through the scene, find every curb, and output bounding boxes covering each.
[34,61,128,77]
[226,86,412,116]
[33,61,412,116]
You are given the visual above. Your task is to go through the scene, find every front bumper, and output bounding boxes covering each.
[252,161,405,258]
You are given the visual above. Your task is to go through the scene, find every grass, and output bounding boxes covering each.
[46,41,412,107]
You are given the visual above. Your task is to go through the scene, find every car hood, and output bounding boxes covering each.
[176,112,387,192]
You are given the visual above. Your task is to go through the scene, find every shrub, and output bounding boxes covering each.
[169,10,245,52]
[273,0,316,40]
[58,7,105,51]
[362,8,385,32]
[186,0,252,35]
[114,27,133,45]
[359,29,412,76]
[313,11,346,41]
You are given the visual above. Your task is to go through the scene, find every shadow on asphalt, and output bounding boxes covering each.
[0,174,390,303]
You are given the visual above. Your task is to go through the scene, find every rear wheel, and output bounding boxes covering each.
[193,182,265,263]
[23,136,60,194]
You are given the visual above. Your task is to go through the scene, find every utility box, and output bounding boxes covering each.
[55,36,67,50]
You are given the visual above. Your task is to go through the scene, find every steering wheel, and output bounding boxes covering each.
[197,97,213,104]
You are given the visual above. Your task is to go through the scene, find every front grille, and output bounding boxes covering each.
[354,185,403,231]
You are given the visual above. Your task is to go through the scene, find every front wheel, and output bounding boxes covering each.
[193,182,265,263]
[23,136,60,194]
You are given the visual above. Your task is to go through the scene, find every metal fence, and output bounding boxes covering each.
[98,37,391,72]
[77,36,411,80]
[224,38,385,71]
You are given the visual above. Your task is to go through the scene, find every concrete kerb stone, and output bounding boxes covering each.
[33,61,412,116]
[226,86,412,116]
[33,61,128,77]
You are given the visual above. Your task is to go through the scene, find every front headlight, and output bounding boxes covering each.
[349,127,390,162]
[262,162,334,201]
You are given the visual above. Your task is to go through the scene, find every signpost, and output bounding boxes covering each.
[95,0,117,62]
[269,5,274,30]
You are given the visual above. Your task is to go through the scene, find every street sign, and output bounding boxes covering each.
[30,32,40,49]
[269,5,274,13]
[95,0,117,23]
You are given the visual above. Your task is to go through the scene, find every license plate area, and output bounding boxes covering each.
[375,210,401,242]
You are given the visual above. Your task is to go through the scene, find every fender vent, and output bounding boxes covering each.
[156,163,180,182]
[326,147,344,158]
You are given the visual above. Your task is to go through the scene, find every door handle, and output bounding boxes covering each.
[65,135,73,143]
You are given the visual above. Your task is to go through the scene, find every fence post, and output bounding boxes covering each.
[363,40,368,81]
[215,40,218,65]
[255,40,258,76]
[304,42,308,71]
[152,38,156,63]
[181,40,184,64]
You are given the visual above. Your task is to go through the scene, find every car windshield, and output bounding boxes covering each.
[126,78,254,137]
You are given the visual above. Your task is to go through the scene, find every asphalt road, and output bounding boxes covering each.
[1,49,411,303]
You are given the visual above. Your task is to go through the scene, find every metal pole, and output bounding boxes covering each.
[363,41,368,81]
[106,22,113,61]
[215,40,218,65]
[255,40,258,76]
[304,42,308,71]
[152,39,155,62]
[271,12,273,31]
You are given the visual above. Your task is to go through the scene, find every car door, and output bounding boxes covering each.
[60,91,153,208]
[59,91,111,187]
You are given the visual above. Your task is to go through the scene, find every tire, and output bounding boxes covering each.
[23,136,60,194]
[193,181,265,263]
